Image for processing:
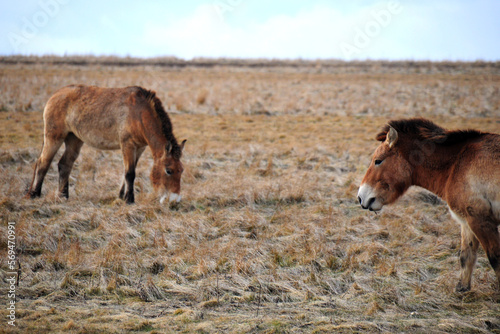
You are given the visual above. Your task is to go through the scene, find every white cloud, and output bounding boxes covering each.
[139,3,406,60]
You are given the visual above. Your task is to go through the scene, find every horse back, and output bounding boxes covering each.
[44,85,152,150]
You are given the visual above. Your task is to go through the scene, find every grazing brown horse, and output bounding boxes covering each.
[26,85,186,204]
[357,118,500,291]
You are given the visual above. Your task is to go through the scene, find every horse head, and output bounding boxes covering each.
[152,139,186,203]
[357,126,412,211]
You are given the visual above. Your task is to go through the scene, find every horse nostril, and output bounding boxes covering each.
[357,196,362,205]
[367,197,376,208]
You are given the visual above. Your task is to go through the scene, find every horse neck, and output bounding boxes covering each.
[140,113,170,161]
[407,142,462,200]
[149,144,167,161]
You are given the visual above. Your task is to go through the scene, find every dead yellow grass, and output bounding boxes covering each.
[0,57,499,333]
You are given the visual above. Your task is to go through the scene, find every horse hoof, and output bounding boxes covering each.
[455,283,471,293]
[26,191,40,199]
[124,194,134,204]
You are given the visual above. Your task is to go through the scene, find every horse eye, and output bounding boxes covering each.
[374,159,383,166]
[166,169,173,175]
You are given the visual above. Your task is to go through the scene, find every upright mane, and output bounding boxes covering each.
[135,87,182,159]
[376,118,484,146]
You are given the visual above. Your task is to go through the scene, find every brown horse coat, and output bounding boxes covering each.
[27,85,186,203]
[358,118,500,291]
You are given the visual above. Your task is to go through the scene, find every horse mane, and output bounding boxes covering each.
[135,87,182,159]
[376,118,484,146]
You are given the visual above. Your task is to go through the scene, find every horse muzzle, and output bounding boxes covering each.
[160,192,182,204]
[357,184,383,211]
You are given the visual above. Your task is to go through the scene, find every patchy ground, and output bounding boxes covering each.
[0,57,499,333]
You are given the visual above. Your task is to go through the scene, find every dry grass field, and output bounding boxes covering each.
[0,56,500,333]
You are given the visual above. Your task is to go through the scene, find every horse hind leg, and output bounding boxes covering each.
[455,221,480,292]
[58,133,83,199]
[26,136,64,198]
[468,218,500,291]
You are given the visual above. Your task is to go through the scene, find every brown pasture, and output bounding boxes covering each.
[0,57,499,333]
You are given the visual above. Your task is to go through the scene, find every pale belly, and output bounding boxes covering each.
[78,132,121,150]
[66,108,124,150]
[69,125,122,150]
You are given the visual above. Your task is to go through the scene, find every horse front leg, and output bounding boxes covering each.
[121,144,142,204]
[119,146,145,201]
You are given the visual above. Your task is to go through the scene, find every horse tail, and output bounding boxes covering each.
[25,139,43,198]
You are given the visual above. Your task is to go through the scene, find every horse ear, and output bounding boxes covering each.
[165,141,172,155]
[180,139,187,151]
[386,126,398,147]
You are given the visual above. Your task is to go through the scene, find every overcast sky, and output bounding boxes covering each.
[1,0,499,60]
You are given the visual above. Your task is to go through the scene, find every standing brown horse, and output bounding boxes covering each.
[26,85,186,204]
[357,118,500,291]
